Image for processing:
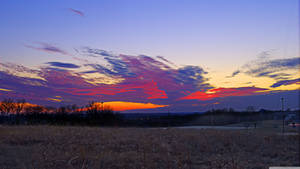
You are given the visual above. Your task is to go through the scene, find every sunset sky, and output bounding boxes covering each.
[0,0,299,112]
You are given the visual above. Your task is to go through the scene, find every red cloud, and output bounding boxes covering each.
[180,87,268,101]
[62,80,167,99]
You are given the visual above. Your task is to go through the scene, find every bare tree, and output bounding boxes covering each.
[15,99,26,115]
[25,105,44,114]
[0,99,16,115]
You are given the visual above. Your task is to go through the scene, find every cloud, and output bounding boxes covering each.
[230,54,299,82]
[69,8,84,17]
[0,62,45,81]
[47,98,62,102]
[257,50,273,59]
[243,57,299,79]
[25,43,69,55]
[156,56,177,67]
[176,66,211,90]
[82,48,112,57]
[0,47,211,105]
[46,62,80,69]
[231,70,240,77]
[40,68,93,88]
[227,70,240,78]
[270,78,300,88]
[0,88,13,92]
[180,87,268,101]
[78,47,212,100]
[3,47,297,112]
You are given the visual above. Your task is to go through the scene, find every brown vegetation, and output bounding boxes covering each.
[0,126,298,169]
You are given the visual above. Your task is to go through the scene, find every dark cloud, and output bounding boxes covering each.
[227,70,240,78]
[69,8,84,16]
[270,78,300,88]
[25,43,69,55]
[264,72,291,80]
[244,57,299,76]
[46,62,80,68]
[81,70,98,74]
[156,56,177,66]
[234,56,299,81]
[82,47,112,57]
[231,70,240,77]
[176,66,210,89]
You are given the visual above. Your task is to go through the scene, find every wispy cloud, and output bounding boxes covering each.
[229,55,299,81]
[270,78,300,88]
[69,8,85,17]
[46,62,80,69]
[243,57,299,78]
[0,88,13,92]
[156,56,177,67]
[227,70,240,78]
[25,43,69,55]
[82,47,112,57]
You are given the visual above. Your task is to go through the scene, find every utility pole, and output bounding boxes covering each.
[281,97,285,135]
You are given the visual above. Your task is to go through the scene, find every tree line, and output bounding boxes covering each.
[0,98,291,127]
[0,99,120,126]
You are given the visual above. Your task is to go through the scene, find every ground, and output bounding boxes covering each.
[0,125,299,169]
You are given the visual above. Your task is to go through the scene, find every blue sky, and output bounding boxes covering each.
[0,0,299,112]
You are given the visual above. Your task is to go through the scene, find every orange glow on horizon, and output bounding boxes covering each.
[92,101,169,111]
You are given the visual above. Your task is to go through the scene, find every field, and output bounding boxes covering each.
[0,125,299,169]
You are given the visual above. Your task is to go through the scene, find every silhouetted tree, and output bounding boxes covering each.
[15,99,26,114]
[25,105,44,115]
[0,98,16,115]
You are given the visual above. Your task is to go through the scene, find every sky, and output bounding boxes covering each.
[0,0,299,112]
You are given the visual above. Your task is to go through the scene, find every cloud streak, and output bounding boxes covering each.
[46,62,80,68]
[270,78,300,88]
[243,57,299,79]
[25,43,69,55]
[227,70,240,78]
[69,8,85,16]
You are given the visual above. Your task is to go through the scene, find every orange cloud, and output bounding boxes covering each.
[0,88,12,92]
[47,98,62,102]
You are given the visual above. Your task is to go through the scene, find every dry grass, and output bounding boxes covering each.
[0,125,298,169]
